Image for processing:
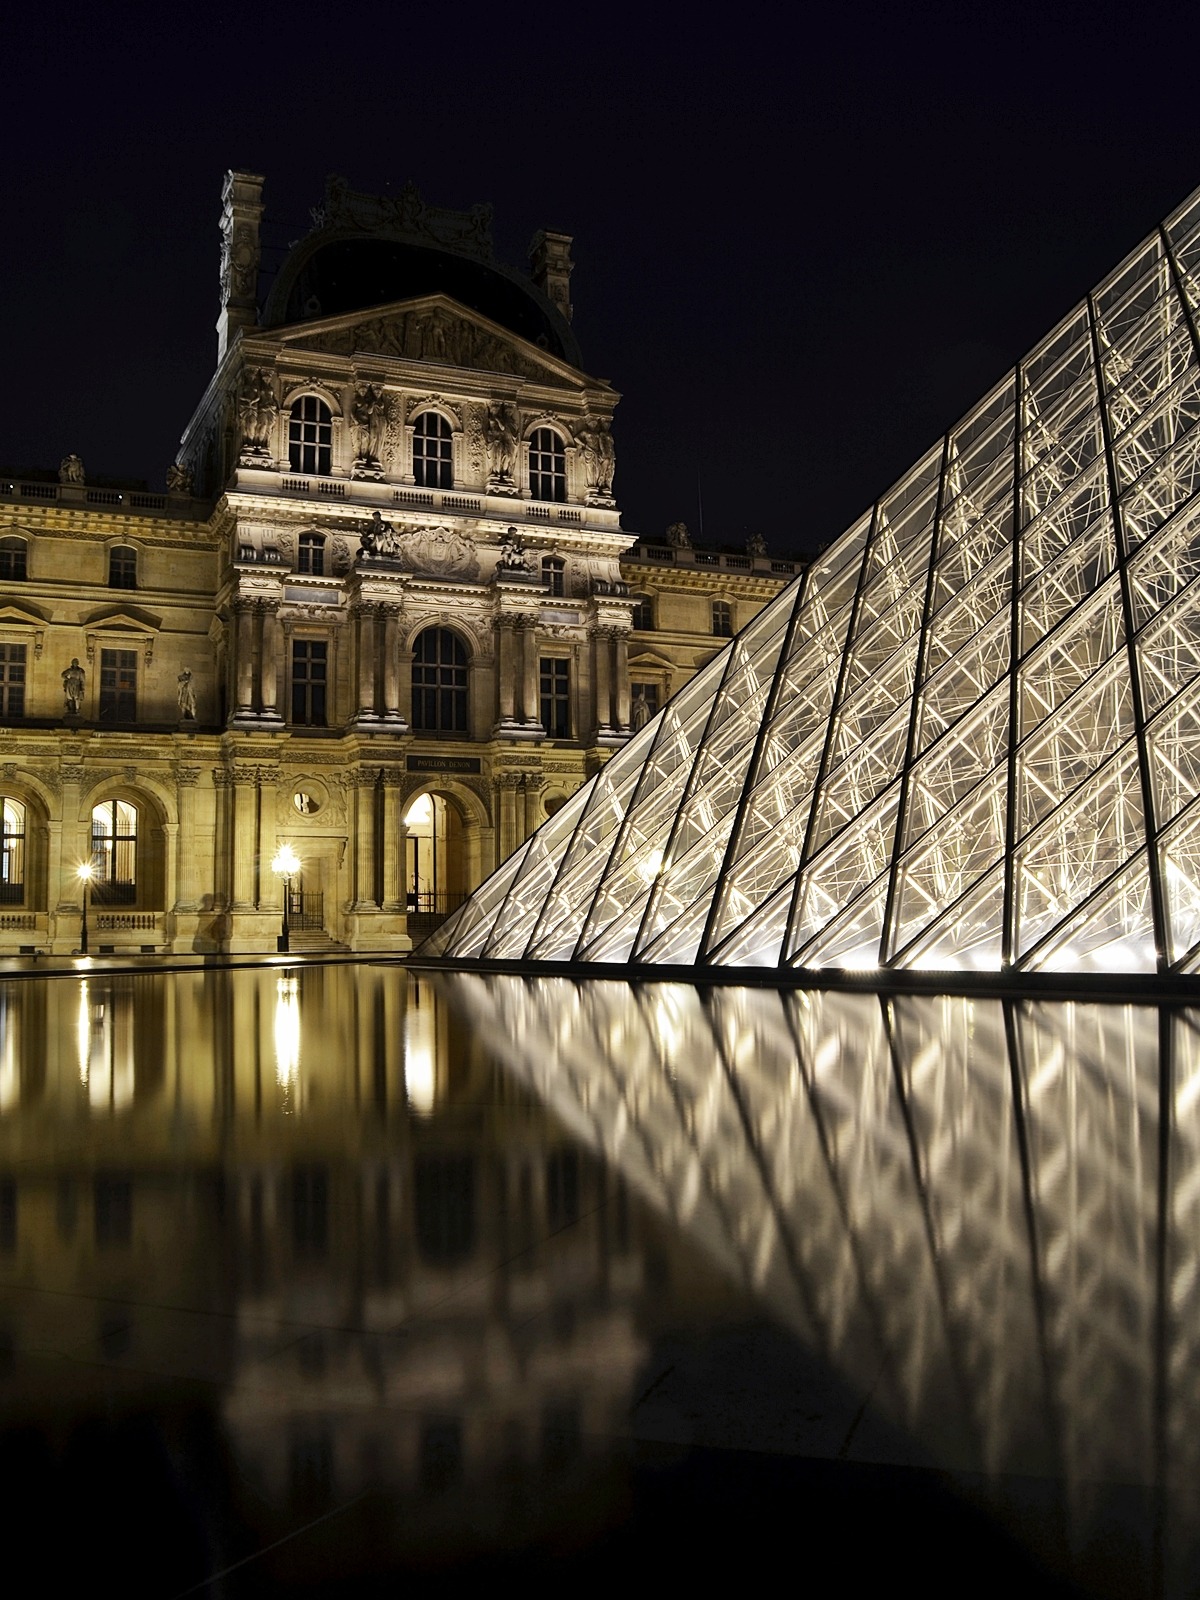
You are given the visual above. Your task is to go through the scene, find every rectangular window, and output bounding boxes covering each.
[0,645,26,718]
[539,657,570,738]
[291,639,328,726]
[99,649,137,722]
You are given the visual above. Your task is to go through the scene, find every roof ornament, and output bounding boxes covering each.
[310,175,494,262]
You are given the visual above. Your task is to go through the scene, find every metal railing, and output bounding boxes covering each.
[288,889,323,931]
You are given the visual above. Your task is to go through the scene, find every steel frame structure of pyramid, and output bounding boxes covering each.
[428,186,1200,976]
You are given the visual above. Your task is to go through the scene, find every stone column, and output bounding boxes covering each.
[234,603,255,718]
[496,619,516,726]
[260,604,282,720]
[384,785,405,913]
[174,768,202,911]
[231,766,257,909]
[382,608,403,722]
[523,773,543,839]
[614,628,631,731]
[522,622,541,730]
[498,775,518,860]
[356,605,377,721]
[592,629,612,734]
[256,769,279,907]
[162,822,179,922]
[354,776,378,909]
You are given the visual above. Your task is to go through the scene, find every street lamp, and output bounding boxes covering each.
[77,861,94,956]
[271,843,301,954]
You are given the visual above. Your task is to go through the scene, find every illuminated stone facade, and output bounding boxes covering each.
[0,173,795,954]
[432,183,1200,976]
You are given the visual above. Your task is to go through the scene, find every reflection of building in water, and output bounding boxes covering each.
[0,969,717,1575]
[446,974,1200,1598]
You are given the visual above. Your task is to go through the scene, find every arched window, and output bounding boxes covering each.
[108,546,137,589]
[0,799,25,904]
[297,533,325,576]
[0,538,27,582]
[529,428,566,502]
[712,600,734,637]
[411,628,468,733]
[541,556,565,596]
[631,594,654,630]
[288,396,333,477]
[90,800,137,905]
[412,411,453,489]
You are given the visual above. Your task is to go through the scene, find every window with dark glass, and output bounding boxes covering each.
[631,594,654,630]
[297,533,325,576]
[412,628,468,733]
[108,546,137,589]
[712,600,733,637]
[99,648,136,722]
[291,639,328,726]
[529,428,566,502]
[413,411,453,489]
[0,645,25,719]
[539,657,570,738]
[0,539,27,582]
[90,799,137,905]
[542,556,565,596]
[0,799,25,904]
[288,396,333,477]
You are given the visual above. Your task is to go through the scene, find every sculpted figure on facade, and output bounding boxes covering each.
[165,461,193,494]
[351,382,387,476]
[631,687,652,731]
[177,668,197,719]
[498,527,533,573]
[486,402,519,491]
[746,531,767,557]
[237,368,278,458]
[361,509,400,559]
[59,454,85,486]
[666,521,692,549]
[62,657,85,714]
[575,418,616,502]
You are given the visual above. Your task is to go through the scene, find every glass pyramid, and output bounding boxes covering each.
[429,186,1200,974]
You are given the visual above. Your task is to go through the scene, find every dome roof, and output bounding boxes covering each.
[260,181,580,368]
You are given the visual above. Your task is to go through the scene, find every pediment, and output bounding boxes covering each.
[628,646,676,672]
[0,599,50,627]
[275,295,593,388]
[81,604,163,632]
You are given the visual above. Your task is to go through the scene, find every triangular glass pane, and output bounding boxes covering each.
[1026,857,1157,974]
[1160,803,1200,965]
[791,878,889,970]
[894,864,1006,972]
[892,767,1008,952]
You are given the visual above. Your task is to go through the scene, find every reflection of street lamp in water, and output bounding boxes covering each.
[271,843,301,953]
[77,862,94,956]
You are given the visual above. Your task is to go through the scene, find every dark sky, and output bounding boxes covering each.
[5,2,1200,561]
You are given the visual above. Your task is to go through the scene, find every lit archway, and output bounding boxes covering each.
[403,792,467,925]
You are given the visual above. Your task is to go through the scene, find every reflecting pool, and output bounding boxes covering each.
[0,966,1194,1595]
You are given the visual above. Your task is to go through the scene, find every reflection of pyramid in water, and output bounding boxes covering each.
[430,188,1200,973]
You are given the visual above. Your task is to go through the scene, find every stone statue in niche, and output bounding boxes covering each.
[166,461,193,494]
[498,527,534,572]
[631,688,652,731]
[666,521,692,549]
[485,402,519,491]
[59,454,85,485]
[62,657,85,715]
[177,669,197,720]
[746,531,767,556]
[237,368,277,458]
[351,382,387,477]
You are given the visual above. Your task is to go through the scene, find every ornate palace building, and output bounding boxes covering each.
[0,173,795,954]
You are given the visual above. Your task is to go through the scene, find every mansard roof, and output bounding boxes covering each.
[261,178,581,369]
[426,181,1200,978]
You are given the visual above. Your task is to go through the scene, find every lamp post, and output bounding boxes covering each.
[77,861,94,956]
[271,843,300,954]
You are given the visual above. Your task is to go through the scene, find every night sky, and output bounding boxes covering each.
[5,2,1200,561]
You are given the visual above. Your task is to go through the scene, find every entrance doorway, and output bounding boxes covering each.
[404,793,466,930]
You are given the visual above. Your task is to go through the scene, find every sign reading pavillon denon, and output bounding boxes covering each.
[428,185,1200,977]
